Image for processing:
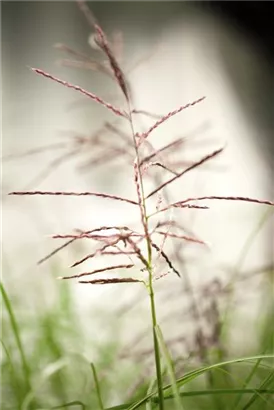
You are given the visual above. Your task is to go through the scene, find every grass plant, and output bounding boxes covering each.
[2,1,274,409]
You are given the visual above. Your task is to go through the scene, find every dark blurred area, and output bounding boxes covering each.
[203,1,274,62]
[2,1,274,57]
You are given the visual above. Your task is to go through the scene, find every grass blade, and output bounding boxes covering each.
[35,401,86,410]
[145,377,158,410]
[233,357,263,409]
[91,363,104,410]
[104,389,274,410]
[0,282,31,391]
[126,354,274,409]
[155,325,184,410]
[242,369,274,409]
[1,339,23,406]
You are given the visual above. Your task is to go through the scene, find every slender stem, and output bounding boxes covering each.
[127,103,164,409]
[148,268,165,410]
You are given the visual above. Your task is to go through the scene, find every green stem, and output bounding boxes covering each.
[148,270,165,410]
[127,105,164,410]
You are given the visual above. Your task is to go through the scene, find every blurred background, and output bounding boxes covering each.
[2,1,274,409]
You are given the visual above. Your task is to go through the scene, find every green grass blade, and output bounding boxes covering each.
[242,369,274,409]
[162,388,274,402]
[0,282,31,390]
[104,388,274,410]
[233,357,263,409]
[1,339,23,406]
[21,358,68,410]
[91,363,104,410]
[50,403,86,410]
[155,325,184,410]
[145,376,158,410]
[126,354,274,410]
[35,401,86,410]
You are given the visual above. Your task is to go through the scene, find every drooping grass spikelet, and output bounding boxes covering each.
[79,278,143,285]
[37,237,76,265]
[151,242,181,278]
[59,264,134,280]
[146,146,224,199]
[125,236,150,269]
[94,25,129,100]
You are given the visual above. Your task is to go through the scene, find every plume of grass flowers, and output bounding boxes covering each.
[8,1,274,408]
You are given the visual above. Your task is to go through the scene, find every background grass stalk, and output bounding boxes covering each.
[222,207,274,331]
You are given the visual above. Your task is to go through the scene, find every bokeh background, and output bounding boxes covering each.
[2,1,274,409]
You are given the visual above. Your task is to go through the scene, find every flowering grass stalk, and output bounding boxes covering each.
[8,2,274,408]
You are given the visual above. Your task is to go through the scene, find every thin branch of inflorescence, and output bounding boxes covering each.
[151,242,181,278]
[174,196,274,207]
[139,96,206,143]
[148,204,209,219]
[9,190,138,205]
[155,231,207,246]
[139,136,188,167]
[54,42,96,62]
[30,68,126,117]
[58,264,134,280]
[70,237,127,268]
[146,146,224,199]
[79,277,143,285]
[38,226,134,265]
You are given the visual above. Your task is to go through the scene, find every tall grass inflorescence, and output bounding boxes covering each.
[8,1,274,409]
